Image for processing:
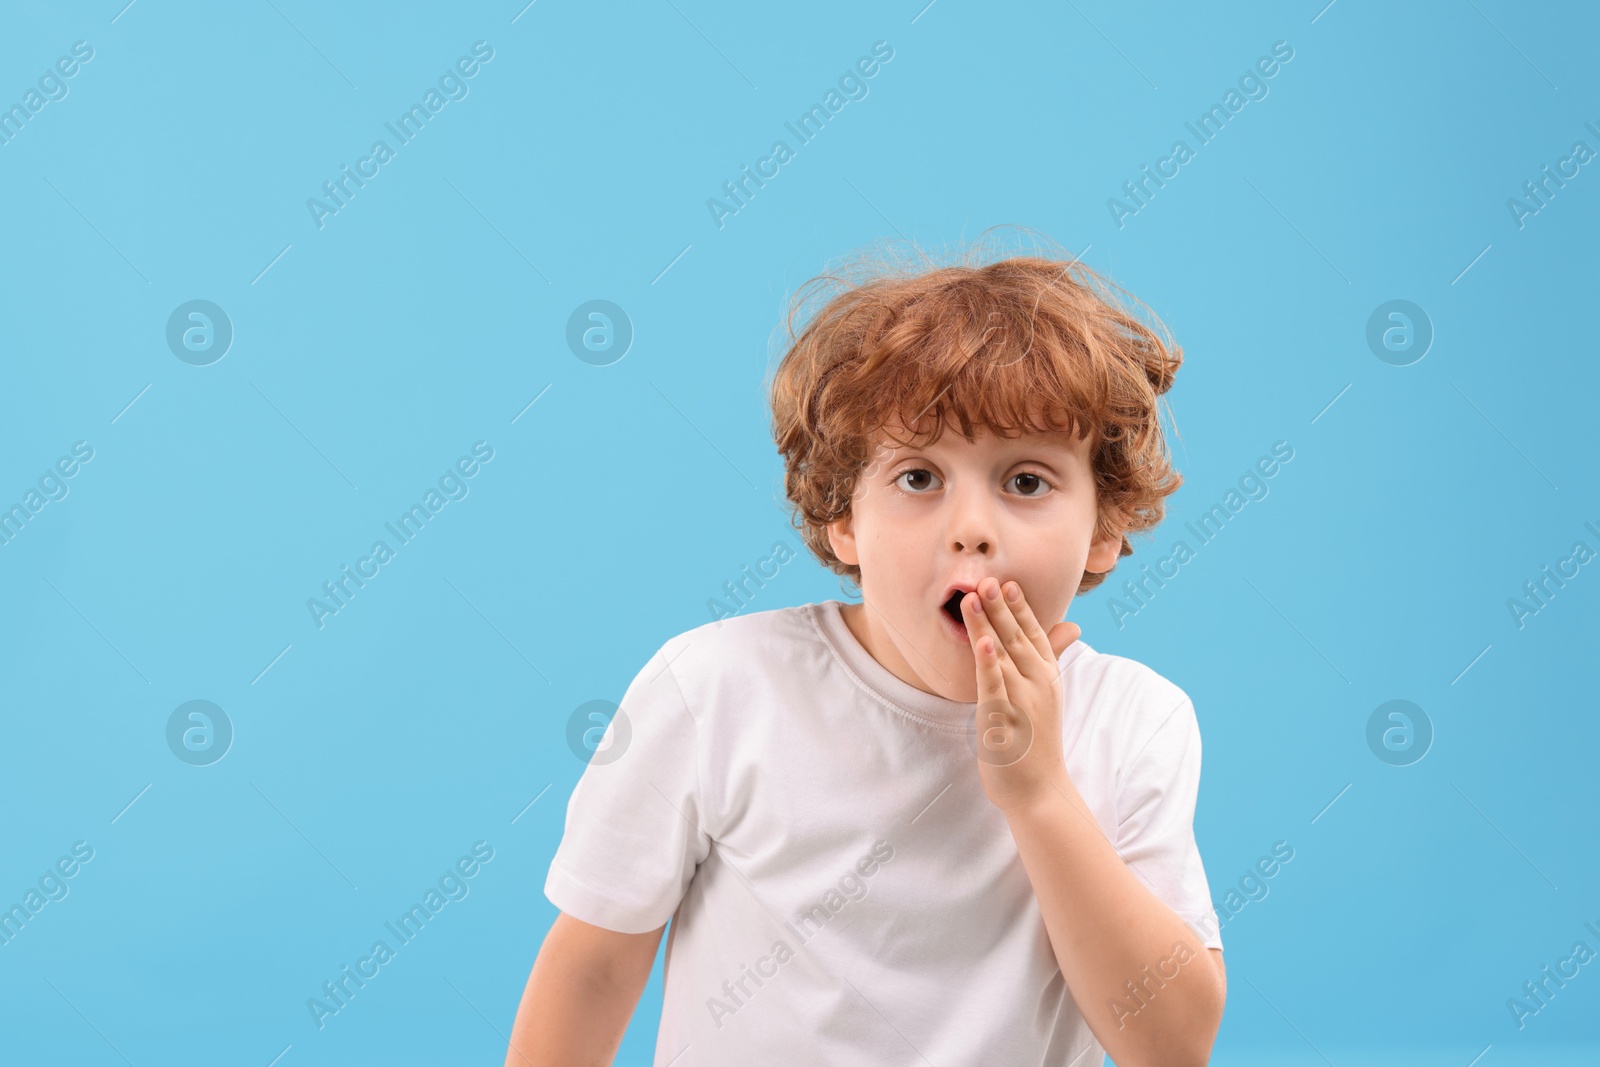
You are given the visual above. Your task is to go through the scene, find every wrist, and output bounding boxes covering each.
[995,768,1076,822]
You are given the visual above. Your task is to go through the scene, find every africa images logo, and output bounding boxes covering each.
[306,41,495,229]
[706,40,895,230]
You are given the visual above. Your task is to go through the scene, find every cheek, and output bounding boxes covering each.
[1020,573,1070,624]
[854,495,919,552]
[854,513,935,599]
[1017,529,1090,617]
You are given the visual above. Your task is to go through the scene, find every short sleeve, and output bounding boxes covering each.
[543,645,712,935]
[1113,697,1223,951]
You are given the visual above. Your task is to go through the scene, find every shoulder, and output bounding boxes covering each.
[657,601,820,657]
[648,601,823,687]
[1063,643,1196,750]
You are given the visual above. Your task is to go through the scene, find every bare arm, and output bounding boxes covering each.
[1005,776,1226,1067]
[504,912,666,1067]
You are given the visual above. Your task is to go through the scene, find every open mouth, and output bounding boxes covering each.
[939,588,977,643]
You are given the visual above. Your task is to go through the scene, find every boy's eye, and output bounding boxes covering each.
[893,469,1053,496]
[894,468,941,493]
[1010,473,1051,496]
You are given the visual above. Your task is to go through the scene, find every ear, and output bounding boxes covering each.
[1084,515,1123,575]
[826,513,860,566]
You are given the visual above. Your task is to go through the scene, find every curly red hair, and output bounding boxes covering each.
[766,231,1184,596]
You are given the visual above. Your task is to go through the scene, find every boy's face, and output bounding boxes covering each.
[827,419,1122,703]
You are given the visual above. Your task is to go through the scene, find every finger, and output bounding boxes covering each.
[998,580,1056,664]
[980,578,1050,682]
[1047,620,1082,662]
[962,592,1010,703]
[965,593,1035,767]
[960,591,1024,700]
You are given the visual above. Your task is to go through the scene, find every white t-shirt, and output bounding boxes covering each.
[544,599,1222,1066]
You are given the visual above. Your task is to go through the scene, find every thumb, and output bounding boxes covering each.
[1048,621,1081,661]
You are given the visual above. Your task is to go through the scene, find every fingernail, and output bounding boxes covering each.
[1004,582,1020,602]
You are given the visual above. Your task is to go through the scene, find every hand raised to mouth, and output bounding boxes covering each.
[959,576,1081,814]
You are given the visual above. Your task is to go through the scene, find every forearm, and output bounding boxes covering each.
[1004,772,1223,1067]
[504,937,648,1067]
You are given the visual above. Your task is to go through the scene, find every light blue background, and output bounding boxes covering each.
[2,1,1596,1064]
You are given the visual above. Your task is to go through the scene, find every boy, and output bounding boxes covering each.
[507,244,1226,1066]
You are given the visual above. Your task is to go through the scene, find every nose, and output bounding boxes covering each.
[948,482,995,555]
